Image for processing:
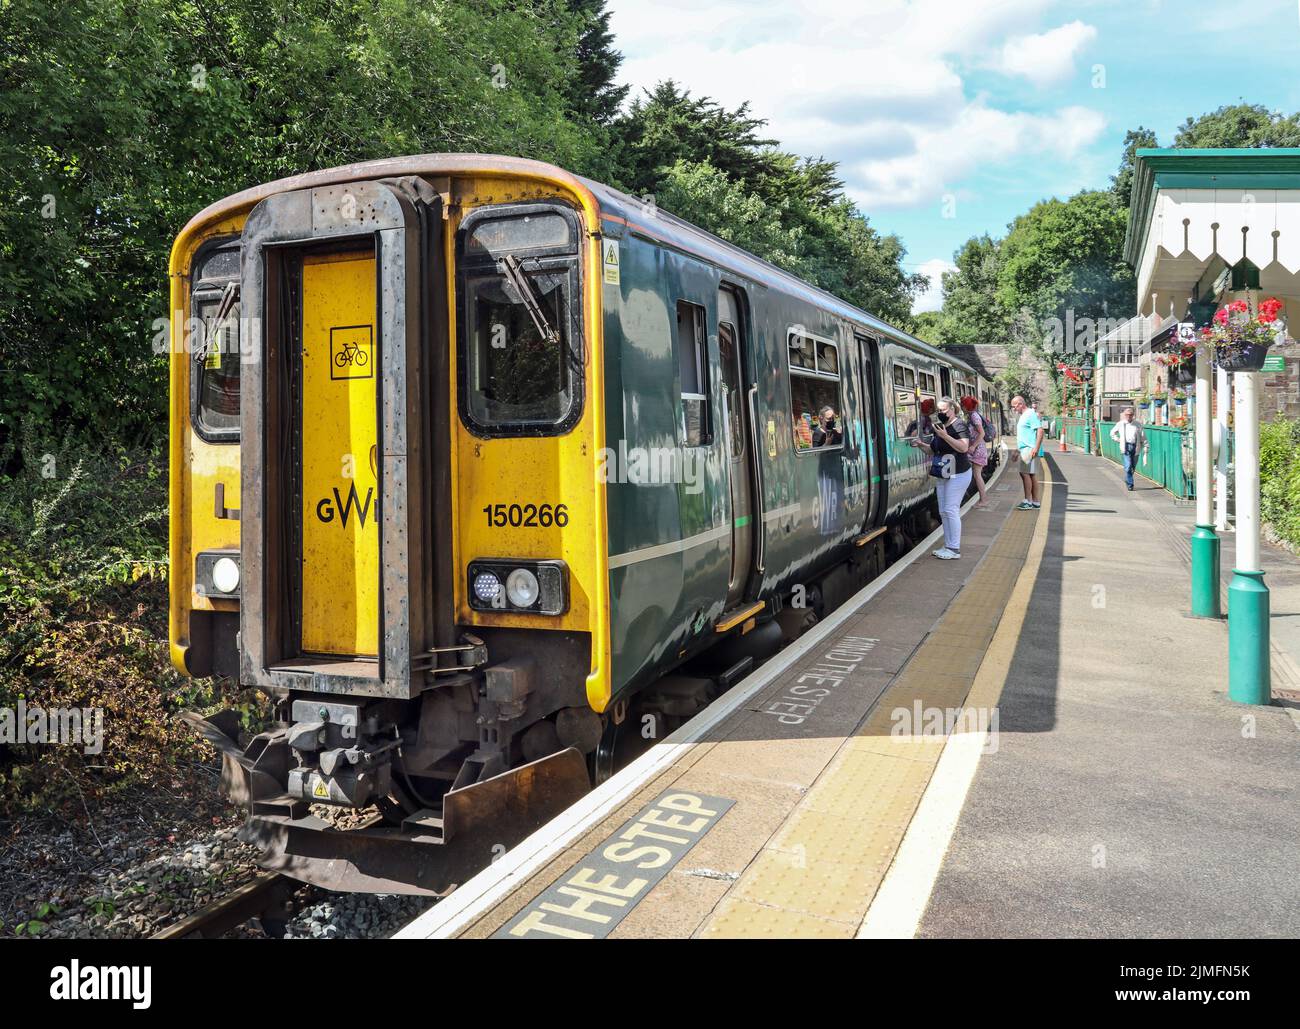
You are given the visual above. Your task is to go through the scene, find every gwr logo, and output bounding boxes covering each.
[316,484,378,527]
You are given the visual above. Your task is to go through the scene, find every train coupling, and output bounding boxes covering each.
[179,708,591,894]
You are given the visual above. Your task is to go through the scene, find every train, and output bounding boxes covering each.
[168,154,1004,893]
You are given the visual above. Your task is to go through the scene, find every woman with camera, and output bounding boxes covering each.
[910,396,972,560]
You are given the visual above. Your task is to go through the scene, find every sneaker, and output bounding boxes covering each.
[933,548,961,560]
[1030,502,1041,508]
[1015,500,1035,510]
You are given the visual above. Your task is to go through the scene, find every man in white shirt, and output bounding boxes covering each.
[1109,407,1149,491]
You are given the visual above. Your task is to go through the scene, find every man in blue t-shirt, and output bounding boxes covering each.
[1011,395,1046,510]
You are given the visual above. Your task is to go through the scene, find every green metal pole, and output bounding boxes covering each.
[1191,338,1220,618]
[1228,370,1270,703]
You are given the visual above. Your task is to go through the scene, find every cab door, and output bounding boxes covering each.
[718,287,755,604]
[298,248,380,656]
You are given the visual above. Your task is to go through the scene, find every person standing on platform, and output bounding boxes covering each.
[1010,395,1046,510]
[911,397,972,560]
[959,394,993,507]
[1109,407,1148,492]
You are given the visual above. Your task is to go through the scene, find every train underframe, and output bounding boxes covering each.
[188,496,948,896]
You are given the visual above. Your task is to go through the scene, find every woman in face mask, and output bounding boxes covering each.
[910,396,972,560]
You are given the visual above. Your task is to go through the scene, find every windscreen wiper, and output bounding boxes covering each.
[195,280,240,367]
[496,254,582,371]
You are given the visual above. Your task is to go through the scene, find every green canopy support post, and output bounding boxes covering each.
[1228,370,1270,703]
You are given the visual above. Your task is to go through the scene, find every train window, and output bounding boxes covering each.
[676,301,711,447]
[788,333,816,371]
[788,331,842,453]
[457,201,583,436]
[719,323,745,461]
[918,371,937,395]
[191,238,241,443]
[893,363,919,438]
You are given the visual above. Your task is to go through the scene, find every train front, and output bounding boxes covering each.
[167,158,610,894]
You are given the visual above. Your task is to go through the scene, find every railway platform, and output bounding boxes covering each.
[396,451,1300,940]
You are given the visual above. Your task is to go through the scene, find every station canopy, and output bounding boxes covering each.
[1124,149,1300,319]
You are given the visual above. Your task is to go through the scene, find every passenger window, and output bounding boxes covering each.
[893,364,919,438]
[676,300,710,447]
[788,331,842,452]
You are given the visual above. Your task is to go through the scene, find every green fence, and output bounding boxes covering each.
[1062,417,1091,451]
[1098,421,1194,499]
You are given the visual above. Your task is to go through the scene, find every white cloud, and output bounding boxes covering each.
[913,258,958,314]
[607,1,1107,215]
[995,21,1099,87]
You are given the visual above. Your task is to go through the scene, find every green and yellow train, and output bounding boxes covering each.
[169,154,1001,893]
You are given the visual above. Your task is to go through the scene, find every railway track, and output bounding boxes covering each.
[151,871,299,939]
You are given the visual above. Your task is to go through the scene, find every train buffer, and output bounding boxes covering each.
[397,449,1300,939]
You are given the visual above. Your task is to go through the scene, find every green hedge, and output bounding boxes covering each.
[1260,418,1300,551]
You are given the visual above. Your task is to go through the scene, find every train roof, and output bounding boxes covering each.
[178,153,972,375]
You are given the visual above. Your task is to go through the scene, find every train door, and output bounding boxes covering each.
[856,335,883,528]
[298,248,381,657]
[718,286,755,604]
[940,366,952,397]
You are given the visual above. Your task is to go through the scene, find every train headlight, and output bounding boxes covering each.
[467,560,568,615]
[472,570,504,606]
[212,557,241,594]
[194,549,241,600]
[505,568,540,608]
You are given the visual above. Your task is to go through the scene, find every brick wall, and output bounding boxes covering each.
[1260,340,1300,423]
[942,344,1057,414]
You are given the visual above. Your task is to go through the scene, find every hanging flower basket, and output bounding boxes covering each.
[1214,342,1272,372]
[1202,297,1283,373]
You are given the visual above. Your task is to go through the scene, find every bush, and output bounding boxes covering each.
[1260,418,1300,551]
[0,433,256,816]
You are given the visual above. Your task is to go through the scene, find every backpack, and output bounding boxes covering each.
[975,411,996,444]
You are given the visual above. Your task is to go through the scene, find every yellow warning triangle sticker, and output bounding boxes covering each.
[603,240,620,285]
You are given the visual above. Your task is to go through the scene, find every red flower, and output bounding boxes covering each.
[1259,297,1283,323]
[1229,299,1249,313]
[1214,308,1228,325]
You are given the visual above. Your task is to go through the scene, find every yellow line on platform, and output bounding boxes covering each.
[699,471,1055,938]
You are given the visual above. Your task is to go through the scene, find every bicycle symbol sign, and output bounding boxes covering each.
[329,324,374,380]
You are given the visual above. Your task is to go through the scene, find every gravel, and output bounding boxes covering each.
[3,795,434,939]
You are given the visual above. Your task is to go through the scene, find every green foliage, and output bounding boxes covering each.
[0,0,600,445]
[923,234,1010,348]
[652,159,924,326]
[564,0,629,125]
[1174,103,1300,149]
[997,190,1135,365]
[1112,127,1159,204]
[0,433,258,815]
[1260,418,1300,551]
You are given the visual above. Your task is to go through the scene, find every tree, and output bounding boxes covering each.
[611,81,782,198]
[563,0,629,126]
[0,0,597,446]
[1174,103,1300,149]
[1112,126,1159,204]
[996,190,1135,366]
[923,235,1010,348]
[654,160,925,326]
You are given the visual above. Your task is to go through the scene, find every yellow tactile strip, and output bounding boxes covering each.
[700,481,1052,938]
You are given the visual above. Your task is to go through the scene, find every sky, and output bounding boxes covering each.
[606,0,1300,312]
